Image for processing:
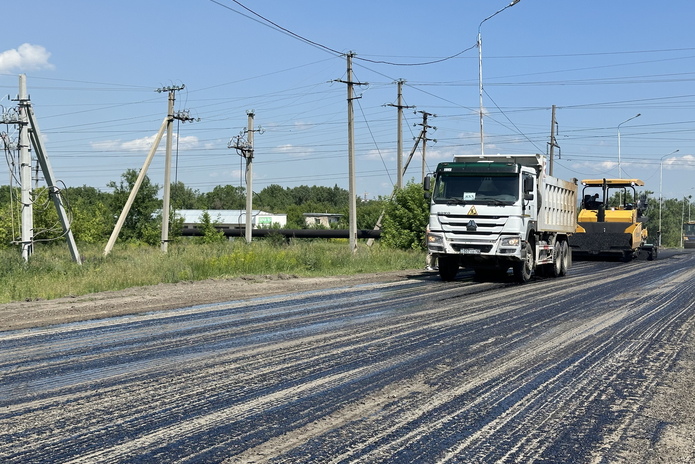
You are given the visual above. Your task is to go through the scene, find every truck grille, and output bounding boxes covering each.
[439,214,506,236]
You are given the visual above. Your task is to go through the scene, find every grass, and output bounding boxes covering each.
[0,240,425,304]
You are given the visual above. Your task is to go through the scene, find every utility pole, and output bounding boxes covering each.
[386,79,415,190]
[160,85,181,253]
[3,74,81,263]
[366,110,436,248]
[229,111,263,243]
[160,86,195,252]
[18,75,33,262]
[336,52,367,252]
[417,111,436,183]
[105,84,192,256]
[548,104,559,176]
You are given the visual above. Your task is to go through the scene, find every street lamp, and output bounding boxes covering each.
[680,190,694,248]
[617,113,641,178]
[477,0,521,156]
[659,149,679,246]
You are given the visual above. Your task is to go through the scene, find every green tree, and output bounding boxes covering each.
[69,197,111,244]
[107,169,161,244]
[61,186,113,244]
[256,184,292,212]
[381,182,429,250]
[196,210,225,243]
[0,201,17,249]
[170,181,201,210]
[202,185,245,210]
[0,186,20,248]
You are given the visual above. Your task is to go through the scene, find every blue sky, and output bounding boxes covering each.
[2,0,694,203]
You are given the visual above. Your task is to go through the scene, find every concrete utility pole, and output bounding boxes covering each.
[159,86,195,252]
[387,80,415,190]
[336,52,367,252]
[229,111,262,244]
[417,111,436,183]
[161,86,179,253]
[18,75,33,262]
[105,84,191,256]
[548,104,559,176]
[245,111,254,244]
[6,74,81,263]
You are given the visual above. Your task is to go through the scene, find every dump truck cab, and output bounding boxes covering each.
[571,178,656,261]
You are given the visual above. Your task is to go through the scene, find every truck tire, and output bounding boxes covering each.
[548,240,562,278]
[513,241,534,283]
[559,240,569,276]
[438,256,459,281]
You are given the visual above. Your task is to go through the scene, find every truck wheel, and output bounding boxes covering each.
[513,241,534,283]
[559,241,569,276]
[549,241,562,277]
[438,256,459,281]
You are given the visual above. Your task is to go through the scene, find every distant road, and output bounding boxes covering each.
[1,250,694,463]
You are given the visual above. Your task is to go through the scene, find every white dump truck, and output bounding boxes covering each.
[424,154,577,283]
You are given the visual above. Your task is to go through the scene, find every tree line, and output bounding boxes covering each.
[0,169,691,252]
[0,169,408,249]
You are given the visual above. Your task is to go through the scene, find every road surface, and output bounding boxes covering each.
[1,251,694,463]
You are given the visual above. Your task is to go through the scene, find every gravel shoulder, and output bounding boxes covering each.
[0,270,422,332]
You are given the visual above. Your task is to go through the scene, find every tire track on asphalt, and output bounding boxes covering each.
[1,255,692,462]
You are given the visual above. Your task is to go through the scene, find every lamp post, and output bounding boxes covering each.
[617,113,640,178]
[477,0,520,156]
[659,149,679,246]
[681,190,694,248]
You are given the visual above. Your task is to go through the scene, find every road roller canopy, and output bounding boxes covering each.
[580,179,644,187]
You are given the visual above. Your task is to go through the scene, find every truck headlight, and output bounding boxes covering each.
[500,236,521,247]
[427,233,443,245]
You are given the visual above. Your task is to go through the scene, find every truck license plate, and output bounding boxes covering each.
[461,248,481,255]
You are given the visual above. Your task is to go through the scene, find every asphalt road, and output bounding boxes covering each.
[1,251,694,463]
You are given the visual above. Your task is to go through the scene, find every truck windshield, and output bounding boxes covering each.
[684,223,695,236]
[433,174,518,204]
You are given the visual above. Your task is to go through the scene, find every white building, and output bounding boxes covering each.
[176,209,287,231]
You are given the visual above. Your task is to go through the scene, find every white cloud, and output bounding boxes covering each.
[670,154,695,170]
[273,144,314,157]
[91,134,199,152]
[0,44,54,73]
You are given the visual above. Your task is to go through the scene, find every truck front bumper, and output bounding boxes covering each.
[427,232,524,264]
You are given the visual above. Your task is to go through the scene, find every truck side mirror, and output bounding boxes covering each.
[523,176,534,193]
[423,176,431,191]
